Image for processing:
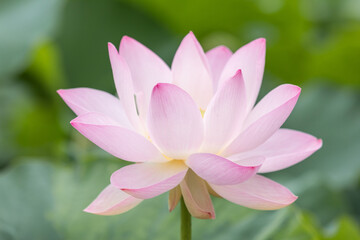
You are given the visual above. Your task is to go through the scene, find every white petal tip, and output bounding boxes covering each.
[56,89,68,98]
[257,38,266,43]
[286,84,302,93]
[233,69,243,77]
[251,38,266,47]
[218,45,231,51]
[197,211,216,219]
[70,118,79,126]
[317,139,323,148]
[120,35,139,47]
[169,204,179,212]
[82,206,105,215]
[83,207,93,214]
[189,209,216,219]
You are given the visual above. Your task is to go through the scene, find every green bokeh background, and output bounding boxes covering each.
[0,0,359,239]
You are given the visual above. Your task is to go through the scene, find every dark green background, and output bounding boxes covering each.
[0,0,359,239]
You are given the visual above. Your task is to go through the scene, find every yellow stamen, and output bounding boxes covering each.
[200,108,206,117]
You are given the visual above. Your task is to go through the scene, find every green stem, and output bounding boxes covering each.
[180,197,192,240]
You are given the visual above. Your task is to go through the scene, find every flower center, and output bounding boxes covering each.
[200,108,205,118]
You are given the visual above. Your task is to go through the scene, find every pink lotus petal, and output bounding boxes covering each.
[222,84,301,156]
[230,129,323,173]
[172,32,213,110]
[228,155,266,167]
[168,186,181,212]
[147,83,204,159]
[111,161,188,199]
[206,183,222,198]
[206,45,232,92]
[70,112,167,162]
[108,43,143,133]
[186,153,262,185]
[57,88,131,128]
[119,36,171,119]
[210,175,298,210]
[219,38,266,111]
[84,184,142,215]
[180,170,215,219]
[202,70,247,153]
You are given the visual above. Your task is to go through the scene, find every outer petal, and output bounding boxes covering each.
[211,175,298,210]
[108,43,143,133]
[168,186,181,212]
[84,184,142,216]
[205,45,232,92]
[180,170,215,219]
[147,83,204,159]
[119,36,171,119]
[186,153,262,185]
[202,70,247,153]
[57,88,131,128]
[219,38,266,111]
[172,32,213,110]
[222,84,301,156]
[230,129,323,173]
[70,112,167,162]
[111,161,188,199]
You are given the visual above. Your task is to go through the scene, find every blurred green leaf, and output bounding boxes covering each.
[0,161,61,240]
[0,80,28,166]
[26,41,65,95]
[0,160,334,240]
[126,0,360,87]
[0,40,65,162]
[0,0,64,78]
[309,25,360,87]
[281,85,360,189]
[57,0,177,93]
[267,84,360,225]
[324,216,360,240]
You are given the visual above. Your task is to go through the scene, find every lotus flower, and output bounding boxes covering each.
[57,32,322,219]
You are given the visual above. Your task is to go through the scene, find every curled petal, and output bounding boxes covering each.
[219,38,266,110]
[57,88,131,128]
[206,182,222,198]
[168,186,182,212]
[180,170,215,219]
[108,43,142,133]
[186,153,262,185]
[202,70,247,153]
[206,45,232,92]
[172,32,213,109]
[71,112,167,162]
[223,84,301,156]
[119,36,171,119]
[230,129,323,173]
[84,185,142,215]
[111,161,188,199]
[211,175,298,210]
[147,83,204,159]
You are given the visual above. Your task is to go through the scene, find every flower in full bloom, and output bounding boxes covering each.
[58,32,322,219]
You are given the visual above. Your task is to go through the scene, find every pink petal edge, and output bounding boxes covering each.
[171,31,213,110]
[84,184,142,216]
[111,161,188,199]
[186,153,262,185]
[70,112,167,162]
[222,84,301,156]
[180,170,215,219]
[147,83,204,159]
[211,175,298,210]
